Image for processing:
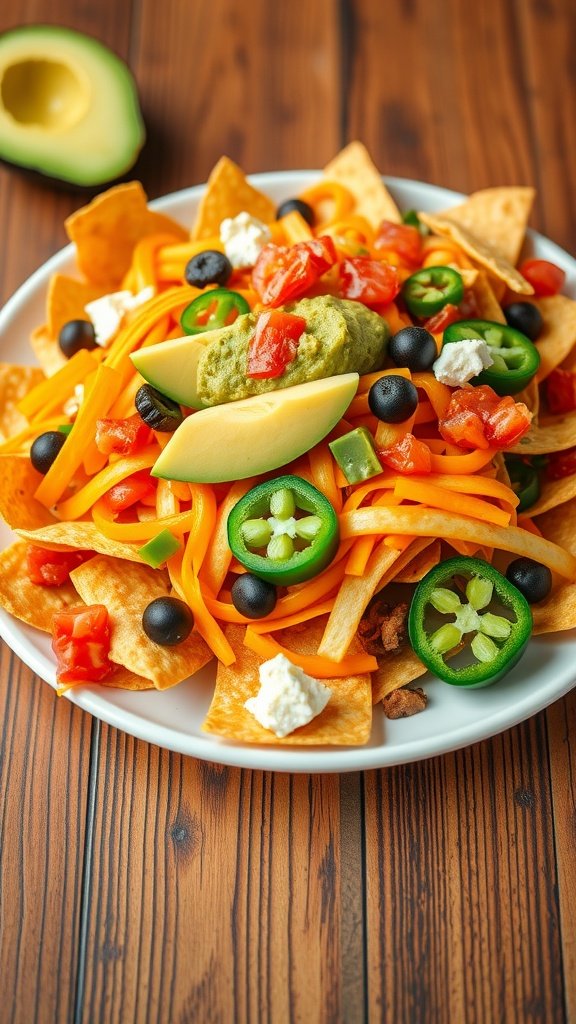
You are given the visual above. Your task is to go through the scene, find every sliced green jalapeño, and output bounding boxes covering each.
[402,265,464,317]
[504,455,541,513]
[227,475,339,586]
[408,556,532,688]
[442,318,540,395]
[180,288,250,335]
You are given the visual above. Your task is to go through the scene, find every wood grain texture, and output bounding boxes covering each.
[0,0,574,1021]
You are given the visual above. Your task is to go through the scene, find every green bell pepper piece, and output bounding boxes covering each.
[442,318,540,395]
[227,475,339,586]
[408,556,532,688]
[329,427,382,484]
[138,529,181,568]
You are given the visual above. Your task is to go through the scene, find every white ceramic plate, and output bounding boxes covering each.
[1,171,575,773]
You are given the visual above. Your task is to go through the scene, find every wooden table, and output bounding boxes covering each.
[1,2,575,1021]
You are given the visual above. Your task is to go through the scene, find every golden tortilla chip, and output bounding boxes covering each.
[470,271,506,322]
[323,141,401,226]
[70,555,212,688]
[30,324,67,376]
[530,498,576,635]
[514,376,540,420]
[418,212,533,295]
[191,157,276,240]
[16,522,144,562]
[65,182,187,289]
[528,476,576,518]
[0,363,44,441]
[533,496,576,555]
[0,540,79,630]
[46,274,106,340]
[534,295,576,381]
[372,648,427,703]
[437,187,535,265]
[510,411,576,455]
[101,665,154,691]
[202,621,372,745]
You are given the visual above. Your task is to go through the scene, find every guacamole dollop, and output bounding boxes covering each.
[196,295,389,406]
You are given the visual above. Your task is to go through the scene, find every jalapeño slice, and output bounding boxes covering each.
[180,288,250,335]
[408,556,533,688]
[227,475,339,586]
[402,266,464,317]
[442,318,540,395]
[503,455,540,513]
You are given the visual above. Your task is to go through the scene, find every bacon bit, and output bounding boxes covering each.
[383,687,428,719]
[358,599,409,656]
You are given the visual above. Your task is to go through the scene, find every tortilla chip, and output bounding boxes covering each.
[0,363,44,441]
[46,274,107,340]
[16,522,144,562]
[101,665,154,691]
[70,555,212,688]
[203,621,372,745]
[437,187,535,266]
[395,540,441,583]
[510,411,576,455]
[0,455,53,530]
[526,475,576,518]
[514,375,540,420]
[418,212,534,295]
[191,157,276,240]
[470,271,506,322]
[65,182,187,289]
[30,325,67,376]
[323,141,401,226]
[533,496,576,555]
[533,295,576,381]
[532,584,576,635]
[371,648,427,704]
[0,540,79,629]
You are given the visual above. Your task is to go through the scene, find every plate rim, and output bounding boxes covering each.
[1,169,575,773]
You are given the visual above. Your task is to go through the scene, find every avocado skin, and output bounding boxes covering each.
[0,26,145,188]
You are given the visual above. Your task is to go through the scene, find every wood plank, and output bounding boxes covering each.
[365,717,565,1023]
[546,692,576,1024]
[78,738,360,1023]
[0,643,92,1024]
[132,0,342,198]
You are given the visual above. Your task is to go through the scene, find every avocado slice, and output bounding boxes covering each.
[152,373,360,483]
[0,26,145,187]
[131,333,212,410]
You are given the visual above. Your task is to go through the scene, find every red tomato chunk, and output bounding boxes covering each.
[252,237,337,306]
[26,545,92,586]
[52,604,112,684]
[338,256,400,307]
[547,446,576,480]
[375,220,422,266]
[518,259,566,297]
[95,413,151,456]
[439,385,532,451]
[378,434,432,474]
[546,368,576,415]
[247,310,307,379]
[102,470,156,513]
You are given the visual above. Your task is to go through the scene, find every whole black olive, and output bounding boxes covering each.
[276,198,315,226]
[58,319,98,358]
[368,375,419,423]
[503,302,543,341]
[506,557,552,604]
[388,326,437,372]
[142,596,194,645]
[30,431,67,474]
[231,574,277,619]
[184,250,232,288]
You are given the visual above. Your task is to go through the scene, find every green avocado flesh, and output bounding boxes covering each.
[0,26,145,186]
[152,373,359,483]
[131,334,208,409]
[196,295,389,405]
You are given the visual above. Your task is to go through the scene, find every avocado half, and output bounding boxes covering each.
[0,25,145,187]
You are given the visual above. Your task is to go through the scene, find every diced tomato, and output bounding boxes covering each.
[51,604,112,684]
[247,310,307,379]
[439,384,532,451]
[547,446,576,480]
[422,303,463,334]
[377,433,432,474]
[252,237,337,307]
[338,257,400,307]
[519,258,566,297]
[374,220,422,266]
[546,368,576,415]
[95,414,151,456]
[26,545,92,587]
[102,470,156,513]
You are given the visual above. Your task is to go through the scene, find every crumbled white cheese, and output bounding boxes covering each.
[244,654,332,738]
[220,211,271,269]
[63,383,85,417]
[84,285,155,347]
[433,338,493,387]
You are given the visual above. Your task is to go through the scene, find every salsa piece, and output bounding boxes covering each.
[338,256,400,307]
[228,475,339,586]
[439,385,532,451]
[52,604,112,684]
[95,413,151,456]
[408,556,533,687]
[246,310,306,379]
[26,545,92,586]
[251,237,337,307]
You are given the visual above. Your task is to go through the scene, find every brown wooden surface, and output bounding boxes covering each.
[0,2,575,1021]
